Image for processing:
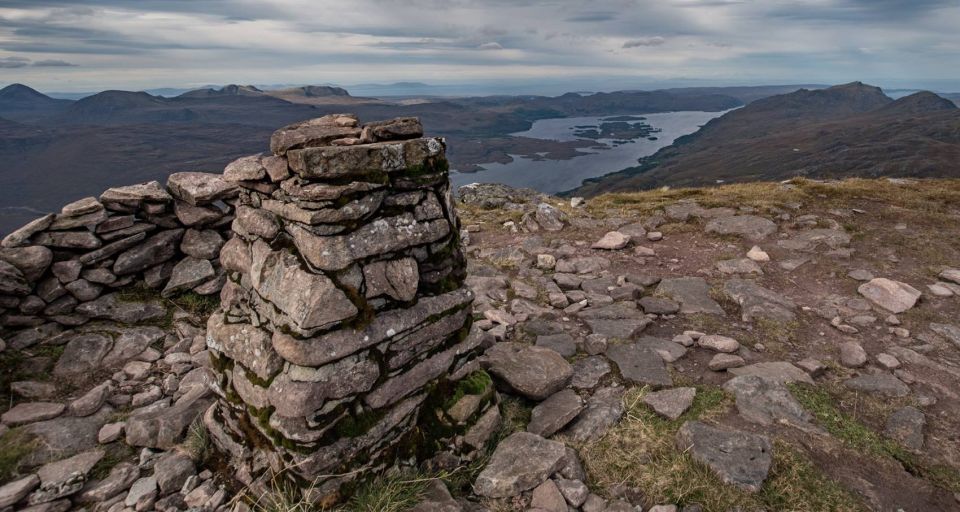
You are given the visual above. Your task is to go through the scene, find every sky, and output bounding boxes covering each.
[1,0,959,94]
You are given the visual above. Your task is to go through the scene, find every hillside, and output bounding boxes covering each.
[2,175,960,511]
[0,84,72,122]
[573,83,960,195]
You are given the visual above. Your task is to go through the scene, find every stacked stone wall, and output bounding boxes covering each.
[0,170,238,329]
[199,114,480,500]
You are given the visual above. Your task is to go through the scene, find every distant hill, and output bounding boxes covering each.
[178,84,266,98]
[0,83,72,122]
[572,83,960,195]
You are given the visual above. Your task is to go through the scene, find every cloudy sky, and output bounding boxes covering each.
[1,0,959,94]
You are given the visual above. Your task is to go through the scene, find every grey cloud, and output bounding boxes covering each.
[623,37,666,48]
[565,12,617,22]
[477,42,504,50]
[0,57,31,68]
[32,59,77,66]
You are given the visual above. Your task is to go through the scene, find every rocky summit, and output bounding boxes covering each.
[2,121,960,512]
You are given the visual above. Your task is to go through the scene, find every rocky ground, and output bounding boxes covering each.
[3,178,960,511]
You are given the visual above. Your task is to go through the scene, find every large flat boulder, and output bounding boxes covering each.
[656,277,724,315]
[857,278,921,313]
[676,421,772,493]
[606,342,672,387]
[723,278,797,322]
[480,343,572,400]
[473,432,566,498]
[705,215,777,241]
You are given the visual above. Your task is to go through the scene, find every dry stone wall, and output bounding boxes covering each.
[198,114,480,500]
[0,172,237,329]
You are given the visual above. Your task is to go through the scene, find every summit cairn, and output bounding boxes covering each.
[203,114,479,501]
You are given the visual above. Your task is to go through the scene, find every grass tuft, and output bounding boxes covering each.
[0,428,39,481]
[578,385,864,510]
[183,418,212,463]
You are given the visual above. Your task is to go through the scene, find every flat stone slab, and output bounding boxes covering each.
[481,343,573,400]
[676,421,772,493]
[884,406,925,451]
[705,215,777,241]
[777,229,850,252]
[728,362,814,385]
[656,277,724,315]
[2,402,65,426]
[844,374,910,397]
[527,389,585,438]
[571,356,611,390]
[723,278,796,323]
[857,278,921,313]
[474,431,566,498]
[643,387,695,420]
[583,318,651,339]
[75,293,166,324]
[536,333,577,358]
[930,323,960,350]
[564,386,625,443]
[723,375,813,428]
[607,342,672,388]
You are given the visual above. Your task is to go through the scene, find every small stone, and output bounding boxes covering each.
[839,342,867,368]
[716,258,763,275]
[673,333,695,347]
[643,387,696,420]
[796,358,826,378]
[844,374,910,397]
[98,422,125,443]
[876,353,901,369]
[927,283,954,297]
[582,334,608,355]
[124,477,157,507]
[530,479,567,512]
[481,343,573,400]
[527,389,584,438]
[154,453,196,494]
[537,254,556,270]
[698,334,740,353]
[647,231,663,241]
[746,246,769,262]
[709,353,745,371]
[592,231,631,250]
[847,269,874,281]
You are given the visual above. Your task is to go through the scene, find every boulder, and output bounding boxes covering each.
[1,402,65,426]
[125,389,212,449]
[884,406,925,451]
[100,181,171,207]
[643,387,695,420]
[0,246,53,282]
[606,342,672,387]
[704,215,777,241]
[167,172,238,206]
[52,333,113,378]
[723,376,813,428]
[564,386,625,442]
[161,257,215,297]
[728,362,814,385]
[75,293,166,324]
[113,229,184,275]
[0,475,39,508]
[592,231,631,250]
[481,343,573,400]
[2,214,55,248]
[527,389,584,438]
[656,277,724,315]
[857,278,922,313]
[473,432,566,498]
[844,374,910,397]
[180,229,224,260]
[676,421,772,492]
[723,278,796,322]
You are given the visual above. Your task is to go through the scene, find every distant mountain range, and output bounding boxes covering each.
[572,82,960,195]
[0,81,755,234]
